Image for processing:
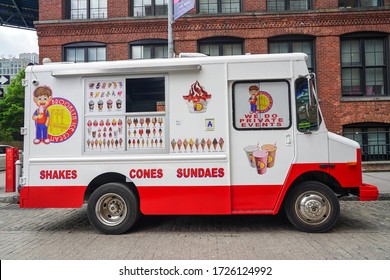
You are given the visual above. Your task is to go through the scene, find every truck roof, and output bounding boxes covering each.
[25,53,308,76]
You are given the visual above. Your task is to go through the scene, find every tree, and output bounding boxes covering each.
[0,69,25,141]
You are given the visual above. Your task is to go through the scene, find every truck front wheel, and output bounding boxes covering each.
[284,181,340,233]
[87,182,139,234]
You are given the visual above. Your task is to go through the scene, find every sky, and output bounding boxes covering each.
[0,26,39,58]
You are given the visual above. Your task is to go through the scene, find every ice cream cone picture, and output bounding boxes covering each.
[201,138,206,151]
[183,139,189,151]
[206,139,212,151]
[195,138,200,151]
[171,139,176,151]
[218,138,224,150]
[146,118,150,126]
[212,138,218,150]
[177,139,183,151]
[189,138,194,151]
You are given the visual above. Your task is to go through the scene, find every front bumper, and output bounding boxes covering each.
[359,184,379,201]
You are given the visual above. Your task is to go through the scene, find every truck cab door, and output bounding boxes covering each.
[229,80,295,213]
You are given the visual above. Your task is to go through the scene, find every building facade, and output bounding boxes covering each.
[36,0,390,164]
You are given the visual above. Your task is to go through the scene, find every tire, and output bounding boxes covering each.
[284,181,340,233]
[87,182,140,235]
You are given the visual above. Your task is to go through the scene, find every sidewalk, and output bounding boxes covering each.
[1,170,389,204]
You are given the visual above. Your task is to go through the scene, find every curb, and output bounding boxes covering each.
[0,193,20,204]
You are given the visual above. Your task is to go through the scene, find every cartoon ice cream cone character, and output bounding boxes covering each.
[218,138,224,150]
[189,138,194,151]
[183,139,189,151]
[171,139,176,151]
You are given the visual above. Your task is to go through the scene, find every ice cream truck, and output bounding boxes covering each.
[19,53,378,234]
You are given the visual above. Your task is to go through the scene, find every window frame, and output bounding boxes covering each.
[63,42,107,62]
[266,0,312,11]
[198,36,244,56]
[268,35,316,73]
[340,33,388,97]
[66,0,108,20]
[131,0,169,17]
[129,39,168,59]
[338,0,383,8]
[197,0,242,14]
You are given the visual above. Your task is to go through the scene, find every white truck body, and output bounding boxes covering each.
[20,53,378,234]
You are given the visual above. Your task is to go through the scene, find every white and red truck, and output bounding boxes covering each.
[19,53,378,234]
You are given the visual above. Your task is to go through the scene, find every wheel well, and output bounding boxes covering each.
[84,172,139,202]
[287,171,343,196]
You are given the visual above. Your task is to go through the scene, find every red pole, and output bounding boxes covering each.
[5,147,18,192]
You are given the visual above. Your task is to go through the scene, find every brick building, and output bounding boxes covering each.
[36,0,390,164]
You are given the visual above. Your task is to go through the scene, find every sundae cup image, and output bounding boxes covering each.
[98,100,103,111]
[183,81,212,113]
[261,144,277,168]
[107,99,113,110]
[171,139,176,151]
[116,99,122,110]
[244,145,258,167]
[253,150,268,175]
[218,138,224,150]
[89,100,94,111]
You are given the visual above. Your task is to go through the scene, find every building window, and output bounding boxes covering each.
[68,0,107,19]
[269,36,315,72]
[341,34,388,96]
[132,0,168,17]
[198,0,241,14]
[64,42,107,62]
[267,0,312,11]
[339,1,382,8]
[198,37,243,56]
[343,123,390,161]
[129,40,168,59]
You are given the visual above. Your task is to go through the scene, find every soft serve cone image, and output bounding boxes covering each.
[195,138,200,151]
[206,138,212,151]
[218,137,224,150]
[212,138,218,150]
[183,139,189,151]
[177,139,183,151]
[201,138,206,151]
[171,139,176,151]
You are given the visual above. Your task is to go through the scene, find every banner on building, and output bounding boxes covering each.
[174,0,195,20]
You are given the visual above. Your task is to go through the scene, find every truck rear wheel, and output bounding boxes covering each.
[284,181,340,233]
[87,182,139,234]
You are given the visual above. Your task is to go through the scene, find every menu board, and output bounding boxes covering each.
[86,80,124,114]
[126,116,165,150]
[85,116,125,152]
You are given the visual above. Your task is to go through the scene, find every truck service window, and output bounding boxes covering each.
[126,77,165,113]
[232,80,291,130]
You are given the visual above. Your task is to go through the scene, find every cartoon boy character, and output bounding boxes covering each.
[248,85,259,113]
[32,86,53,144]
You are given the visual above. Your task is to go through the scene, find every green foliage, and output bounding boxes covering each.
[0,69,25,141]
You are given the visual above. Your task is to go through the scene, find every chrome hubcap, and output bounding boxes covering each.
[295,191,331,225]
[95,193,127,226]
